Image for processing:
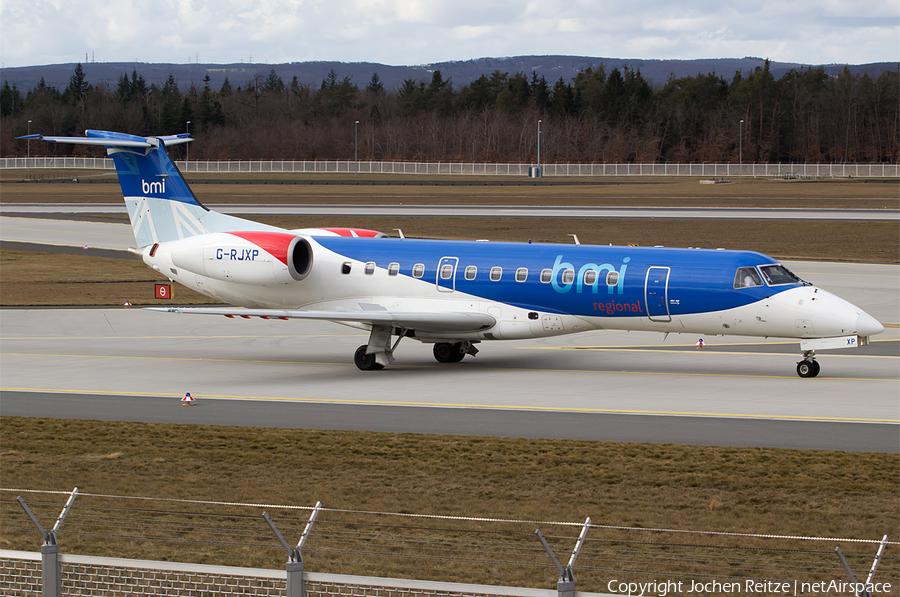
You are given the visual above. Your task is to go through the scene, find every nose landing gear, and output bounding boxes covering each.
[796,350,820,378]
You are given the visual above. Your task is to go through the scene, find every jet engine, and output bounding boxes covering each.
[160,231,313,285]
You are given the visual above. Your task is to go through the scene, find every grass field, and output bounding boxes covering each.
[1,173,898,591]
[1,417,898,591]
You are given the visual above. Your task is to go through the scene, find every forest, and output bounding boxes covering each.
[1,61,897,164]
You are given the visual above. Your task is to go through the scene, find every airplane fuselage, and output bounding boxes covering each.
[144,233,879,344]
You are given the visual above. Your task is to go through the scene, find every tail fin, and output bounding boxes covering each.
[20,130,278,247]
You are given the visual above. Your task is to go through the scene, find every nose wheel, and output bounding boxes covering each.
[796,351,820,378]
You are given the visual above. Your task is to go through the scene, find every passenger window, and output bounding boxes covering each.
[341,262,352,275]
[412,263,425,278]
[490,267,502,281]
[516,267,528,282]
[440,264,453,279]
[583,270,597,286]
[562,269,575,285]
[365,262,376,275]
[734,266,764,288]
[606,271,619,286]
[540,268,552,283]
[388,263,399,276]
[464,265,477,280]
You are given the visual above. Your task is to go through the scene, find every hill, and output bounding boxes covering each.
[1,56,895,92]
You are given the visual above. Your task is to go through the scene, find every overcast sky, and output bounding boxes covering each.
[1,0,897,69]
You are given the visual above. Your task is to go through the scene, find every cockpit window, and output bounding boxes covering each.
[758,264,802,286]
[734,267,764,289]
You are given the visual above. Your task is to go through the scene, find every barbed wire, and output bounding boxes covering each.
[4,488,895,545]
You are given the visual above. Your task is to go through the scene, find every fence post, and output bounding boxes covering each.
[535,517,591,597]
[835,535,888,597]
[16,487,79,597]
[263,501,322,597]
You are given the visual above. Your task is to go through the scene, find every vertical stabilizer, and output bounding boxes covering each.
[19,130,281,248]
[103,135,211,247]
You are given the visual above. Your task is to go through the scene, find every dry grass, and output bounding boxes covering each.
[1,417,897,591]
[2,172,898,209]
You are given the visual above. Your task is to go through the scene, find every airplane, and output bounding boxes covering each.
[20,130,884,376]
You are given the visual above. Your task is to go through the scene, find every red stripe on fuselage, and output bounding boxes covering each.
[320,228,383,238]
[226,231,296,266]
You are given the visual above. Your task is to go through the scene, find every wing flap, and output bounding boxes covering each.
[146,307,496,333]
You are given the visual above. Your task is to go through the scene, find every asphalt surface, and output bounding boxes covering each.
[2,389,896,452]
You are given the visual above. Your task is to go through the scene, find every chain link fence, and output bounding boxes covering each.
[1,157,897,178]
[2,489,896,596]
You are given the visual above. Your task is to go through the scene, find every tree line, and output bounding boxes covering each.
[2,61,897,164]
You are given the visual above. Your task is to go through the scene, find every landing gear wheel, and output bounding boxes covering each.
[433,342,465,363]
[354,345,384,371]
[796,359,820,378]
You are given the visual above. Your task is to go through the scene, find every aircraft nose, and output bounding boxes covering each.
[856,311,884,337]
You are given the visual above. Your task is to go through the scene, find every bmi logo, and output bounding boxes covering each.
[141,179,166,195]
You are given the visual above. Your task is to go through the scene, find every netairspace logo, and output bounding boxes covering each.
[605,578,893,596]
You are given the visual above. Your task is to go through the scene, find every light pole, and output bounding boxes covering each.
[537,119,542,177]
[27,119,32,169]
[185,121,191,173]
[739,119,743,179]
[355,120,359,175]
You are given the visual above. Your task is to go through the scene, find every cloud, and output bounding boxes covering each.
[0,0,896,68]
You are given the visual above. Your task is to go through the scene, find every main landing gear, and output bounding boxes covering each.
[433,342,463,363]
[796,350,820,378]
[433,341,479,364]
[354,345,385,371]
[353,329,480,370]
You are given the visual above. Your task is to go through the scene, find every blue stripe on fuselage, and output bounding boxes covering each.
[313,237,798,317]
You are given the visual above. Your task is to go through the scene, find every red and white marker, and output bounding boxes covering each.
[696,339,704,349]
[181,392,195,406]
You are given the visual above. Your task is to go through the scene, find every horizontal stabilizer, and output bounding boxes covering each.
[16,130,192,147]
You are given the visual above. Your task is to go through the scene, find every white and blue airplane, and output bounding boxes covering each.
[21,130,884,376]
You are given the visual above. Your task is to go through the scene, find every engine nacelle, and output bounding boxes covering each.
[163,231,312,285]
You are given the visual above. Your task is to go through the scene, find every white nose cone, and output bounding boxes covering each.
[856,311,884,337]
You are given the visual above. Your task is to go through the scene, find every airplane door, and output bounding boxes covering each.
[645,266,671,322]
[436,257,458,292]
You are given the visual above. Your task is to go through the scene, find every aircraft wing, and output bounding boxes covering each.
[146,307,496,334]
